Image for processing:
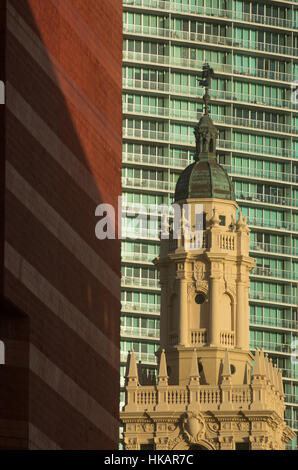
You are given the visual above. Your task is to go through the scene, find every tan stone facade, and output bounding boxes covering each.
[120,88,295,450]
[121,198,295,449]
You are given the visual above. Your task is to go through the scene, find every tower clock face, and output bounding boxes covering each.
[195,293,206,304]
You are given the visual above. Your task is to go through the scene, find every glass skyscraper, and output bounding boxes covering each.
[121,0,298,449]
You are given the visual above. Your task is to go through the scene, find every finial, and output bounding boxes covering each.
[259,348,265,377]
[194,65,218,162]
[158,349,168,384]
[197,63,214,116]
[221,349,232,384]
[252,348,261,378]
[189,349,200,384]
[210,208,220,228]
[126,349,139,384]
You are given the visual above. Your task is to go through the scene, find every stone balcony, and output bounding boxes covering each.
[123,381,284,415]
[122,348,286,418]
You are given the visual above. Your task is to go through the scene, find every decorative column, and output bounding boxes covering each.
[209,273,221,347]
[124,438,139,450]
[187,349,201,412]
[236,212,254,350]
[154,437,169,450]
[179,279,188,346]
[159,281,168,348]
[219,436,234,450]
[249,435,270,450]
[236,279,247,349]
[220,350,233,411]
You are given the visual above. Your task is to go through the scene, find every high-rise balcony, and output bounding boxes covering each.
[120,350,157,365]
[121,325,160,340]
[123,102,298,135]
[123,128,295,160]
[121,252,157,264]
[246,217,298,233]
[123,79,295,110]
[249,290,297,306]
[250,242,298,258]
[279,368,298,381]
[250,339,293,354]
[124,23,298,57]
[123,0,297,30]
[122,175,176,192]
[251,266,298,282]
[121,301,160,315]
[122,151,189,170]
[123,51,294,84]
[123,127,168,142]
[122,202,174,218]
[217,140,295,159]
[123,154,298,181]
[250,315,298,331]
[225,166,298,184]
[121,275,160,290]
[235,190,298,209]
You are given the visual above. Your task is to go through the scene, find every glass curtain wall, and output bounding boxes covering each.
[122,0,298,449]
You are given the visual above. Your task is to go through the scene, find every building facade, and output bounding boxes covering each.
[0,0,122,449]
[120,99,295,450]
[121,0,298,450]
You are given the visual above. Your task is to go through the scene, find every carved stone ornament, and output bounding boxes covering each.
[182,412,205,444]
[155,437,169,449]
[125,438,138,450]
[187,283,196,301]
[194,263,205,282]
[196,280,208,296]
[168,436,188,451]
[206,421,219,434]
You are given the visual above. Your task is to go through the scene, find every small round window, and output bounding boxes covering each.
[195,293,206,304]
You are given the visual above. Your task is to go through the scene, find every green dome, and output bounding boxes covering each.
[175,159,235,202]
[174,64,235,202]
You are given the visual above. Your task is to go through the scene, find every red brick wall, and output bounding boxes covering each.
[0,0,122,449]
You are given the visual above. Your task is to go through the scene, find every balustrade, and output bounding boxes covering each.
[191,329,207,346]
[220,331,235,347]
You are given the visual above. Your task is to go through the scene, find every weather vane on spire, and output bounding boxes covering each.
[197,63,214,115]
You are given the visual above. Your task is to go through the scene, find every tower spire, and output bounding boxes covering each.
[194,64,217,162]
[197,63,214,116]
[252,348,261,379]
[158,349,168,385]
[126,349,139,384]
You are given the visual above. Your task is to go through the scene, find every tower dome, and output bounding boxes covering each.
[174,159,235,202]
[175,67,235,202]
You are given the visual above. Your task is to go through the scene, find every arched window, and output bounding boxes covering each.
[209,139,214,152]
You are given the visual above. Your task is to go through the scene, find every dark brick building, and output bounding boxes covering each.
[0,0,122,449]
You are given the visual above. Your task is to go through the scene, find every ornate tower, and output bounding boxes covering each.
[120,66,295,451]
